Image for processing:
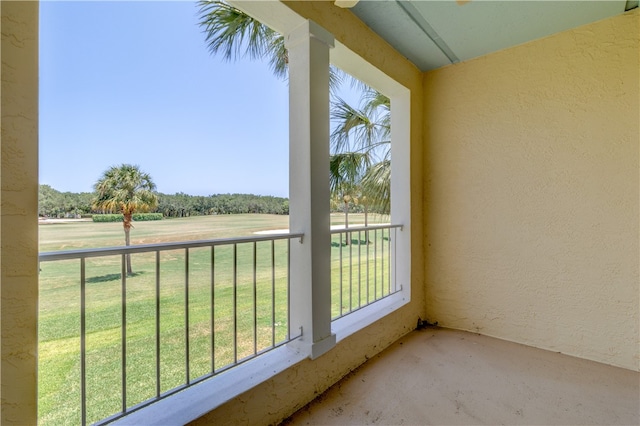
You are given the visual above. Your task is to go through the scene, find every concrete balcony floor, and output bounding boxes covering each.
[283,328,639,425]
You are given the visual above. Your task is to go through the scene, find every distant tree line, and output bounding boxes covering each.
[39,185,93,217]
[38,184,289,218]
[156,192,289,217]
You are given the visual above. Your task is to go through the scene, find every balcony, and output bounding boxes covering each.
[1,1,638,425]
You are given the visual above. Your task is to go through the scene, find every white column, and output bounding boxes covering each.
[286,20,336,359]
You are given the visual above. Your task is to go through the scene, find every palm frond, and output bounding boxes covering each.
[197,2,355,90]
[329,66,346,96]
[362,88,390,114]
[348,75,370,93]
[362,89,391,145]
[266,34,288,79]
[361,160,390,214]
[330,96,390,155]
[329,152,370,194]
[331,97,374,152]
[197,1,282,65]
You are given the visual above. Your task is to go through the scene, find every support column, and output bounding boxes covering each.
[286,20,336,359]
[1,1,39,424]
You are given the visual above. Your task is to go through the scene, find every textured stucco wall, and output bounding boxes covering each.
[1,1,39,424]
[423,10,639,371]
[191,1,425,425]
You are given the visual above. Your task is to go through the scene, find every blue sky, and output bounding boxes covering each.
[39,1,290,197]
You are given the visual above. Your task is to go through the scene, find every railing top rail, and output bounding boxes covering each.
[329,223,403,234]
[39,224,403,262]
[39,232,304,262]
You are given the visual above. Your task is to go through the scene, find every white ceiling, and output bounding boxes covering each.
[350,0,634,71]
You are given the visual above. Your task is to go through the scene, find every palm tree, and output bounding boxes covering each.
[92,164,158,275]
[197,1,391,214]
[329,152,369,237]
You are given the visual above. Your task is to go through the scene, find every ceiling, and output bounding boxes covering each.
[348,0,636,71]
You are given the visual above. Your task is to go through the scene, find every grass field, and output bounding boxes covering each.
[38,213,391,425]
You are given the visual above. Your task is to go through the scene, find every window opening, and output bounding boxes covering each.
[38,1,289,424]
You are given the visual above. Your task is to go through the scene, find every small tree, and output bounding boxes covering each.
[92,164,158,275]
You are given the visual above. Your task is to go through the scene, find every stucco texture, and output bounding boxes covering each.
[1,1,39,424]
[423,10,639,371]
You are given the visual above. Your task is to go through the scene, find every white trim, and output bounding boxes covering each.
[332,292,409,342]
[112,346,307,426]
[112,291,408,426]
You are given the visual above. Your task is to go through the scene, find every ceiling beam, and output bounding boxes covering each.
[396,1,459,64]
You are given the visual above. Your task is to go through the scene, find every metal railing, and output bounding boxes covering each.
[38,233,302,425]
[330,224,402,319]
[38,224,402,425]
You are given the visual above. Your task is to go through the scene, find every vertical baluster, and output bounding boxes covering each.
[374,229,378,300]
[185,248,190,384]
[339,232,343,317]
[211,246,215,373]
[287,238,291,340]
[358,230,362,309]
[80,258,86,426]
[381,228,385,296]
[387,228,391,294]
[253,241,257,355]
[121,254,127,413]
[393,228,397,292]
[233,244,238,363]
[271,239,276,347]
[349,229,353,313]
[366,228,370,304]
[155,251,161,398]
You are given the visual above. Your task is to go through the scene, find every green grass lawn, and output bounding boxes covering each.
[38,213,391,425]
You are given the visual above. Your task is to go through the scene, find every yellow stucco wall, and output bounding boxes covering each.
[1,1,39,423]
[191,2,425,424]
[423,9,639,371]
